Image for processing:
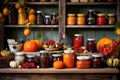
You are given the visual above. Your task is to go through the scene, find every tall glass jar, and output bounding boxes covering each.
[74,34,84,53]
[67,14,76,25]
[97,14,106,25]
[63,50,75,68]
[39,50,50,68]
[36,11,44,25]
[77,14,86,25]
[86,38,96,53]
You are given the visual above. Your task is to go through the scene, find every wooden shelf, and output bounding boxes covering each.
[0,68,119,74]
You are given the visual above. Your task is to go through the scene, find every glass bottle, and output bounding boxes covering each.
[39,50,50,68]
[86,38,96,53]
[36,11,44,25]
[63,50,75,68]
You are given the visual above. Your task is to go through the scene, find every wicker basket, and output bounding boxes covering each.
[0,54,14,68]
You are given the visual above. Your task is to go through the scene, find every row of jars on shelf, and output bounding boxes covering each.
[67,13,116,25]
[15,50,104,69]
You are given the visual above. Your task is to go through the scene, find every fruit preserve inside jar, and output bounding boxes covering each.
[97,14,106,25]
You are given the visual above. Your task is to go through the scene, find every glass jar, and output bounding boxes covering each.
[51,13,59,25]
[87,10,96,24]
[39,50,50,68]
[74,34,84,53]
[18,8,26,25]
[63,50,75,68]
[36,11,44,25]
[67,14,76,25]
[77,14,86,25]
[97,14,106,25]
[44,15,51,25]
[87,18,95,25]
[108,14,116,25]
[86,38,96,53]
[76,56,91,69]
[14,52,25,64]
[92,53,103,68]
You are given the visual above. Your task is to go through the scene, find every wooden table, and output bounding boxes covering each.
[0,68,119,80]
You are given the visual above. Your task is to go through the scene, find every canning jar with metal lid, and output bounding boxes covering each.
[108,14,116,25]
[86,38,96,53]
[76,56,91,69]
[92,53,103,68]
[63,50,75,68]
[39,50,50,68]
[44,15,51,25]
[77,14,86,25]
[67,14,76,25]
[87,17,95,25]
[97,14,106,25]
[36,11,44,25]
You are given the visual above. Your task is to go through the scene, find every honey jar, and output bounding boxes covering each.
[76,56,91,69]
[67,14,76,25]
[77,14,86,25]
[108,14,116,25]
[63,50,75,68]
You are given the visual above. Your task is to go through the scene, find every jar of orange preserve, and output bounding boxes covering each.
[67,14,76,25]
[77,14,86,25]
[76,56,91,69]
[63,50,75,68]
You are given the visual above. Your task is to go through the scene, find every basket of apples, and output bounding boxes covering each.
[43,39,61,51]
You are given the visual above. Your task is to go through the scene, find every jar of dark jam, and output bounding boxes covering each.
[44,15,51,25]
[86,38,96,53]
[36,11,44,25]
[74,34,84,53]
[97,14,106,25]
[39,50,50,68]
[92,53,103,68]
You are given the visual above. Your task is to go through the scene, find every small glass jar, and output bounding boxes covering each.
[86,38,96,53]
[92,53,103,68]
[14,52,25,64]
[87,18,95,25]
[36,11,44,25]
[67,14,76,25]
[63,50,75,68]
[108,14,116,25]
[97,14,106,25]
[44,15,51,25]
[74,34,84,53]
[77,14,86,25]
[76,56,91,69]
[39,50,50,68]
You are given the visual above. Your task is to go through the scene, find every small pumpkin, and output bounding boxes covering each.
[23,40,38,52]
[53,61,64,69]
[32,40,43,49]
[97,37,113,51]
[9,61,20,68]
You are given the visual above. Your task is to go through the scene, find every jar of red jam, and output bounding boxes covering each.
[92,53,103,68]
[86,38,96,53]
[97,14,106,25]
[74,34,84,53]
[76,56,91,69]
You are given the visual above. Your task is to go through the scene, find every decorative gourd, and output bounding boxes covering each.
[97,37,113,51]
[23,40,38,52]
[9,61,20,68]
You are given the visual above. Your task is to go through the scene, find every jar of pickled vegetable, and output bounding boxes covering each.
[63,50,75,68]
[39,50,50,68]
[76,56,91,69]
[97,14,106,25]
[77,14,86,25]
[67,14,76,25]
[108,14,116,25]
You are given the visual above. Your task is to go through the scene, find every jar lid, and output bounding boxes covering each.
[52,54,62,57]
[87,38,95,41]
[64,50,74,53]
[97,14,106,16]
[77,14,85,17]
[77,56,90,60]
[40,50,49,53]
[92,53,103,57]
[26,54,35,58]
[67,14,75,16]
[45,15,51,18]
[14,52,24,56]
[36,11,42,13]
[108,14,115,16]
[88,9,94,12]
[74,34,83,36]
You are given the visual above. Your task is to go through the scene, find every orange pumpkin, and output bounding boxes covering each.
[53,61,64,69]
[97,37,113,51]
[23,40,38,52]
[34,40,43,49]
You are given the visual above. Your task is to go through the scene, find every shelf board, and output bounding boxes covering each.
[0,68,119,74]
[8,2,59,5]
[66,25,115,28]
[4,25,58,28]
[66,2,117,5]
